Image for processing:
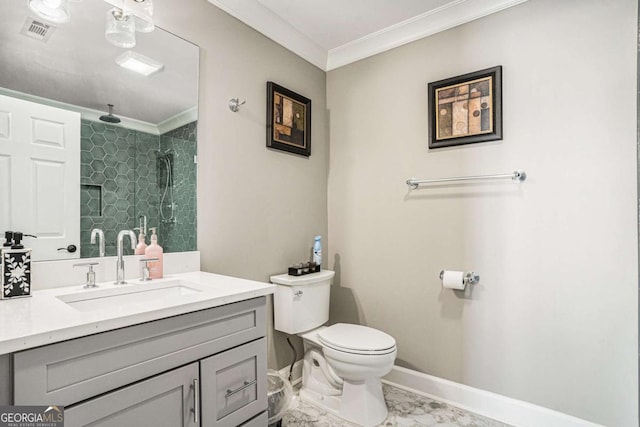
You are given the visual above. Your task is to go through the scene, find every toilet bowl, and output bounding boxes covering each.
[271,270,397,427]
[318,323,396,381]
[299,324,396,426]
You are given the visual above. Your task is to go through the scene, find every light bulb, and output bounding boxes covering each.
[28,0,70,23]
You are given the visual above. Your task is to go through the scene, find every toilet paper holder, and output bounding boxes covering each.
[439,270,480,286]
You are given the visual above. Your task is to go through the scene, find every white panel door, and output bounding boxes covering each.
[0,94,80,260]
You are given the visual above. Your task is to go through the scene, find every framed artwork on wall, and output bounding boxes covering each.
[267,81,312,157]
[428,66,502,149]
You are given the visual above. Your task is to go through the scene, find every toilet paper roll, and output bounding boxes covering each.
[442,270,465,290]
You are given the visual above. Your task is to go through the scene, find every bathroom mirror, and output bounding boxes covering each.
[0,0,198,261]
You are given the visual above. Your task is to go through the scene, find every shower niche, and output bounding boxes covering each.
[81,184,103,218]
[80,120,197,258]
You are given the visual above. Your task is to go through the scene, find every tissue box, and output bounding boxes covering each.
[1,248,32,299]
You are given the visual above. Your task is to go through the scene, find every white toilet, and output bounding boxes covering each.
[271,270,396,427]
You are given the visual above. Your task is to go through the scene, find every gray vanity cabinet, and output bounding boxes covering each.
[65,362,199,427]
[12,297,268,427]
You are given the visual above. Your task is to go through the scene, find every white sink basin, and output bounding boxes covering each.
[57,280,204,312]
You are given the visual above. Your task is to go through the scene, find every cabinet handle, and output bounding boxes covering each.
[191,378,200,424]
[225,379,257,399]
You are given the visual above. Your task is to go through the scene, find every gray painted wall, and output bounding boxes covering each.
[153,0,328,369]
[326,0,637,425]
[155,0,637,424]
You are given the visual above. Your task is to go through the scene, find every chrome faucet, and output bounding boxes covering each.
[115,230,137,284]
[90,228,105,257]
[139,258,159,282]
[74,262,99,288]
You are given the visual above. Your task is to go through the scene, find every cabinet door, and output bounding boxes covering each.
[65,363,199,427]
[201,338,267,427]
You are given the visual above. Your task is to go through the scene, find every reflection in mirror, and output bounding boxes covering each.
[0,0,198,262]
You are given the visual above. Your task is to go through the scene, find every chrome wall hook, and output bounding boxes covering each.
[229,98,246,112]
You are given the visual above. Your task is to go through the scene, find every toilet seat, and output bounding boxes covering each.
[318,323,396,355]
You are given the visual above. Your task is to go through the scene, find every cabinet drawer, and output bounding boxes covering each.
[65,363,199,427]
[201,338,267,427]
[15,297,266,405]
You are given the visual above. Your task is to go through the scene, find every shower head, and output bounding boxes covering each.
[99,104,121,124]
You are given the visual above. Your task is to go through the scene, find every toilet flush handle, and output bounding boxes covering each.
[294,290,303,297]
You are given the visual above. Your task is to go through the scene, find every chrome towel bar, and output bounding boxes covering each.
[407,170,526,190]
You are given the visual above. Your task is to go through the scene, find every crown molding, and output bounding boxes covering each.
[326,0,528,71]
[157,107,198,135]
[0,87,197,136]
[207,0,527,71]
[0,87,164,134]
[207,0,327,70]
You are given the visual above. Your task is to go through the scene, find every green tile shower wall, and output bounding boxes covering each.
[80,120,197,258]
[159,122,197,253]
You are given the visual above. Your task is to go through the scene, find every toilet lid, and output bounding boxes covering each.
[317,323,396,353]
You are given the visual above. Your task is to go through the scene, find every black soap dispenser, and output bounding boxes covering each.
[1,231,34,299]
[2,231,13,248]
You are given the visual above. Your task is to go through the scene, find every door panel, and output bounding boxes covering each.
[0,155,10,232]
[32,159,66,236]
[0,94,80,260]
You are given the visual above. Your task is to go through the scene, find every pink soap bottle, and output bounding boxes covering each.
[144,227,164,279]
[134,228,147,255]
[134,215,148,255]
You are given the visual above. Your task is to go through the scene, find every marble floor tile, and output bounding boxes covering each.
[281,383,511,427]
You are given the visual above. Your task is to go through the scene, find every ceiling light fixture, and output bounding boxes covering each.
[105,7,135,48]
[27,0,70,24]
[115,51,164,76]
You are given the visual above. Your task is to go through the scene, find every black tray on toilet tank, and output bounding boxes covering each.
[288,264,321,276]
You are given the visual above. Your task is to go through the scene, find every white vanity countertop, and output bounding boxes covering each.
[0,271,275,355]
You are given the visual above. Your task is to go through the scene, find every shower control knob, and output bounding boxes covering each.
[57,244,77,253]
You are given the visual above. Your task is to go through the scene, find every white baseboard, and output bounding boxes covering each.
[383,366,603,427]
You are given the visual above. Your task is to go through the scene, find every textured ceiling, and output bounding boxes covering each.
[0,1,198,125]
[256,0,452,50]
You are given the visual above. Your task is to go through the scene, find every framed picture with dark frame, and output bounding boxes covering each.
[428,66,502,149]
[267,81,312,157]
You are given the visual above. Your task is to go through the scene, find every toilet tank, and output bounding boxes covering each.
[271,270,335,334]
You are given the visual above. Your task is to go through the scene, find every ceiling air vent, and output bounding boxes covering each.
[20,18,56,42]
